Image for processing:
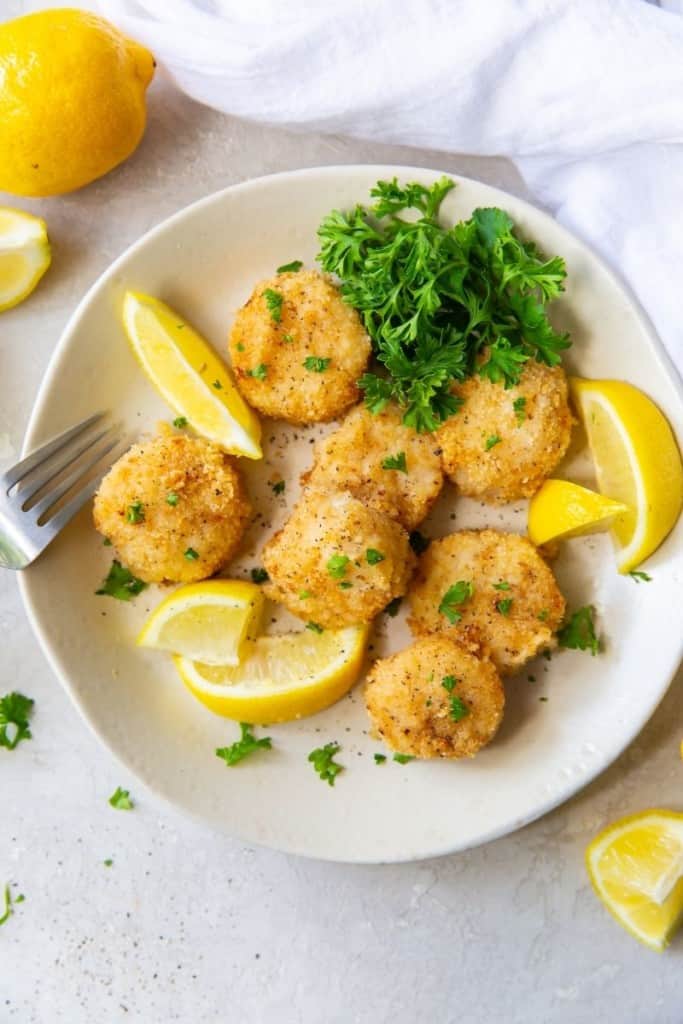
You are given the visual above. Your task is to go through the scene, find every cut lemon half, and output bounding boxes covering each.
[123,291,262,459]
[571,378,683,572]
[586,810,683,952]
[0,208,51,311]
[528,479,629,546]
[137,580,264,666]
[175,624,369,723]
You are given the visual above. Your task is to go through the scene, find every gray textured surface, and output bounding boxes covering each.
[1,55,682,1024]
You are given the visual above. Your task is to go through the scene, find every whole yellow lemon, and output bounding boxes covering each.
[0,9,155,197]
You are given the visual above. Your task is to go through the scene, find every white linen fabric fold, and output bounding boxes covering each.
[98,0,683,366]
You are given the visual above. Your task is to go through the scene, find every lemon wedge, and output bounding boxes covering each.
[528,479,629,546]
[123,291,262,459]
[571,378,683,572]
[0,207,51,311]
[137,580,264,666]
[586,810,683,951]
[175,624,369,723]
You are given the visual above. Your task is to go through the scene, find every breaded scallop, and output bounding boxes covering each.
[93,433,252,583]
[364,635,505,759]
[407,529,565,675]
[228,269,371,424]
[301,402,444,531]
[436,360,573,503]
[262,489,415,628]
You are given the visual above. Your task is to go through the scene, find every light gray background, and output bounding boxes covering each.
[1,26,682,1023]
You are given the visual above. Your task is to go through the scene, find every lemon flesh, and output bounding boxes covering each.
[137,580,264,666]
[123,291,262,459]
[528,479,629,546]
[571,378,683,572]
[586,810,683,951]
[175,625,369,723]
[0,208,51,311]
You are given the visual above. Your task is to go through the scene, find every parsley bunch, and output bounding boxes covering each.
[317,177,569,431]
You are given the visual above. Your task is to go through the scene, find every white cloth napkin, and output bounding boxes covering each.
[97,0,683,368]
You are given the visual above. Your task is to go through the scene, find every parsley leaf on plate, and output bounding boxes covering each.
[308,742,344,786]
[96,560,147,601]
[250,567,269,584]
[276,260,303,274]
[216,723,272,767]
[0,692,34,751]
[438,580,474,624]
[557,606,600,655]
[629,570,652,583]
[393,753,416,764]
[109,787,134,810]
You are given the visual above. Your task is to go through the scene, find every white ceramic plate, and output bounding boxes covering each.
[19,166,683,863]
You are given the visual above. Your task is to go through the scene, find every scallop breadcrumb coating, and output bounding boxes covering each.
[93,433,252,583]
[407,529,565,675]
[228,269,371,424]
[364,634,505,759]
[436,360,573,503]
[262,489,415,628]
[301,402,444,531]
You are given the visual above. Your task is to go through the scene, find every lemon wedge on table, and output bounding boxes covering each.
[175,625,369,724]
[528,479,629,547]
[0,208,51,311]
[571,378,683,572]
[137,580,264,666]
[123,291,262,459]
[587,810,683,952]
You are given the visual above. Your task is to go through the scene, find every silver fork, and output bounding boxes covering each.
[0,412,123,570]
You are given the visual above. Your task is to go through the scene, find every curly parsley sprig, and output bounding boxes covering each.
[317,176,569,431]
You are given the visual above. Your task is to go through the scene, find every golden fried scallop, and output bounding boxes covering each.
[364,635,505,759]
[228,269,371,424]
[93,433,251,583]
[301,402,444,531]
[262,489,415,628]
[407,529,565,675]
[436,360,573,503]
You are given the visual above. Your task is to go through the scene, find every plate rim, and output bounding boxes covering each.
[16,163,683,863]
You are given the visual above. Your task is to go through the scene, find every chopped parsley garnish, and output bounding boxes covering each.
[212,379,223,390]
[384,597,402,617]
[276,259,303,274]
[557,606,600,655]
[271,480,286,495]
[247,363,268,380]
[538,608,549,621]
[299,589,312,600]
[303,356,330,373]
[109,787,133,810]
[327,554,350,579]
[0,692,34,751]
[485,434,502,451]
[184,547,200,561]
[449,695,470,722]
[438,580,474,624]
[493,581,510,591]
[282,333,295,344]
[513,396,527,424]
[317,177,568,431]
[250,567,269,584]
[393,753,415,764]
[0,884,17,926]
[441,675,458,693]
[374,753,387,765]
[96,560,147,601]
[306,621,324,634]
[216,723,272,766]
[126,501,145,524]
[381,451,407,472]
[308,742,343,786]
[409,530,431,555]
[166,491,179,506]
[263,288,283,323]
[339,581,353,589]
[496,598,513,616]
[173,416,188,428]
[103,537,112,546]
[104,859,113,867]
[236,342,245,351]
[366,548,385,565]
[629,570,652,583]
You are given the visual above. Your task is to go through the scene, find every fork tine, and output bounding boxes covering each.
[20,425,114,508]
[30,431,121,523]
[1,412,106,492]
[37,475,104,543]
